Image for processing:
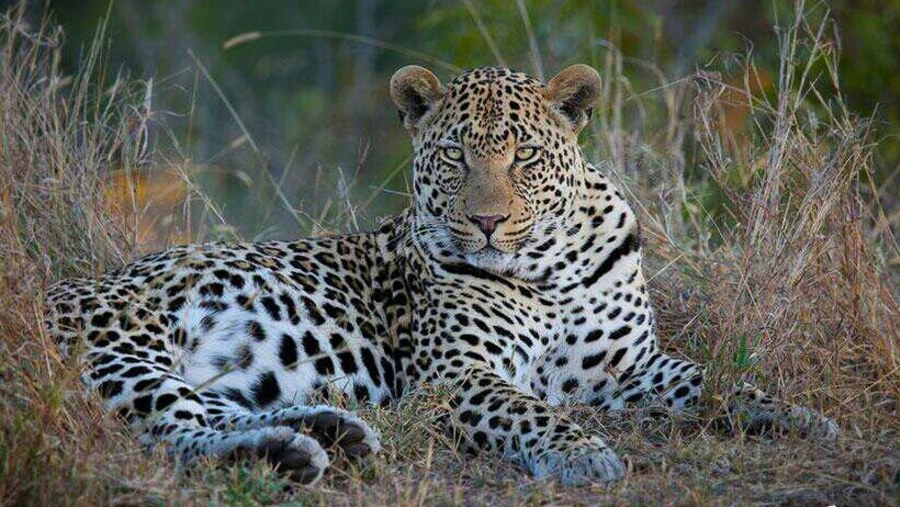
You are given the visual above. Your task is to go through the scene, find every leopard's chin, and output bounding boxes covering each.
[464,247,516,275]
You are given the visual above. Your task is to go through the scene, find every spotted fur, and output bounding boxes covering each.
[45,65,837,486]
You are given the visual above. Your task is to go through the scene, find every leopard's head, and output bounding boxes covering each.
[391,65,601,280]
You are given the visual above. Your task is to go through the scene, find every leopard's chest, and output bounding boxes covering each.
[492,289,636,399]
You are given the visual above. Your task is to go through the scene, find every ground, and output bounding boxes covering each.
[3,333,897,506]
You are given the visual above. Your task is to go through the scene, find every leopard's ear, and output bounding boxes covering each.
[543,64,602,134]
[390,65,444,133]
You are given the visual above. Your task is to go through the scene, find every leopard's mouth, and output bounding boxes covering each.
[451,231,527,254]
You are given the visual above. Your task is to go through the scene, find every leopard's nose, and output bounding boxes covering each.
[468,213,509,238]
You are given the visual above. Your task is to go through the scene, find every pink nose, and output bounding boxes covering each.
[468,213,509,237]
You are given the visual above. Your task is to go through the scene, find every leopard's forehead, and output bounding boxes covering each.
[447,67,543,89]
[433,67,552,156]
[444,67,545,113]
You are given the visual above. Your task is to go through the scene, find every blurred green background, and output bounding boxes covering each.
[8,0,899,241]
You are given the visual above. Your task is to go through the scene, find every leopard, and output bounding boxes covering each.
[45,64,838,486]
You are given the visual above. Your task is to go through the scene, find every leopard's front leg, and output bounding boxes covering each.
[612,351,838,441]
[725,383,839,441]
[442,364,625,485]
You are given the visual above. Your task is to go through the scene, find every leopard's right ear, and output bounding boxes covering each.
[543,64,601,134]
[390,65,444,133]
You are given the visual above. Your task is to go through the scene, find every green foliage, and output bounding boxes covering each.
[32,0,895,242]
[731,333,762,370]
[220,464,297,506]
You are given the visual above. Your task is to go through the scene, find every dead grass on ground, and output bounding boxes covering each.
[0,3,897,506]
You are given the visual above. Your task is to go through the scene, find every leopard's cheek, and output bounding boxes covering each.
[414,155,453,218]
[438,167,464,196]
[511,162,549,220]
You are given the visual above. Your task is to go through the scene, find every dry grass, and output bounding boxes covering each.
[0,3,897,506]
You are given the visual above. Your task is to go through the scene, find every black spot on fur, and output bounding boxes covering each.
[155,393,179,411]
[279,334,298,369]
[337,351,358,374]
[246,321,266,341]
[250,371,281,407]
[609,348,628,368]
[608,325,632,341]
[97,380,123,399]
[360,347,381,387]
[260,297,282,321]
[315,356,335,376]
[581,351,607,370]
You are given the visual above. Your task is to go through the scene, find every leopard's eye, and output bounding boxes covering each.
[441,146,464,163]
[515,146,540,164]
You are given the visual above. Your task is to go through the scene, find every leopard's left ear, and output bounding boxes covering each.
[543,64,602,134]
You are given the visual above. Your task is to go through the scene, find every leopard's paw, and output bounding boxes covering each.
[729,384,839,442]
[529,436,626,486]
[780,404,839,442]
[255,427,330,484]
[280,406,382,460]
